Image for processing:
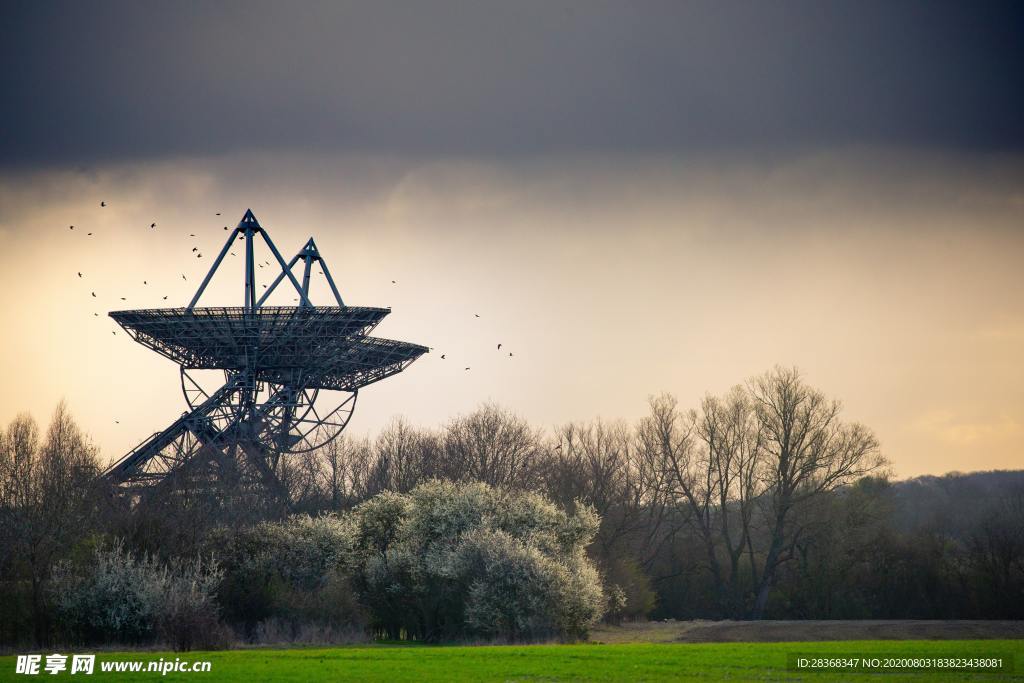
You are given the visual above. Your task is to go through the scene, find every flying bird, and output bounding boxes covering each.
[190,233,196,237]
[162,296,168,300]
[91,292,96,297]
[182,274,187,280]
[77,272,82,277]
[100,201,106,207]
[215,212,221,216]
[509,352,513,357]
[69,225,74,230]
[87,232,93,236]
[192,247,198,252]
[474,314,480,318]
[143,281,147,285]
[231,252,235,256]
[497,344,502,350]
[441,354,446,359]
[93,313,98,317]
[464,367,471,371]
[197,253,202,258]
[392,280,396,284]
[120,297,126,301]
[150,223,156,228]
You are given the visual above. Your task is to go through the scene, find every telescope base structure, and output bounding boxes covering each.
[104,374,356,509]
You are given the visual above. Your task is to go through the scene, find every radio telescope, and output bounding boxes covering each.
[102,209,427,506]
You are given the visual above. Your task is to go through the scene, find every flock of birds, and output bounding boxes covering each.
[71,201,517,423]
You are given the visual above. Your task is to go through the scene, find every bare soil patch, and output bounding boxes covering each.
[591,620,1024,644]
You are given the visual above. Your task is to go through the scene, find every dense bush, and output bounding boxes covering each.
[214,514,365,641]
[49,542,223,650]
[214,482,604,643]
[348,480,604,642]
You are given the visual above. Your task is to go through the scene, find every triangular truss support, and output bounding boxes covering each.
[187,209,321,311]
[255,237,345,308]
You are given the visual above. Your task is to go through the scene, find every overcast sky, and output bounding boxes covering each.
[3,0,1023,165]
[1,2,1022,477]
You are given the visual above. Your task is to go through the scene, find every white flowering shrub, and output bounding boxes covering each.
[250,514,357,587]
[214,514,364,637]
[605,584,628,624]
[154,555,226,651]
[210,482,602,643]
[49,542,222,649]
[349,480,604,642]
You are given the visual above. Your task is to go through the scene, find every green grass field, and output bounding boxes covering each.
[2,640,1022,682]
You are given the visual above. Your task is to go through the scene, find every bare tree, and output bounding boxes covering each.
[695,387,763,616]
[343,435,379,501]
[306,434,394,508]
[0,403,101,643]
[637,393,742,611]
[546,419,674,572]
[747,367,884,617]
[443,403,542,490]
[313,436,353,509]
[641,369,884,618]
[542,418,674,619]
[368,417,443,494]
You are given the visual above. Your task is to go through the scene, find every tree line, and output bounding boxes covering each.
[1,367,1022,647]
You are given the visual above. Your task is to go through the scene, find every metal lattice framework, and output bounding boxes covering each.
[102,209,427,506]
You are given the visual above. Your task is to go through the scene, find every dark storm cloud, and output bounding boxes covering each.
[2,0,1022,167]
